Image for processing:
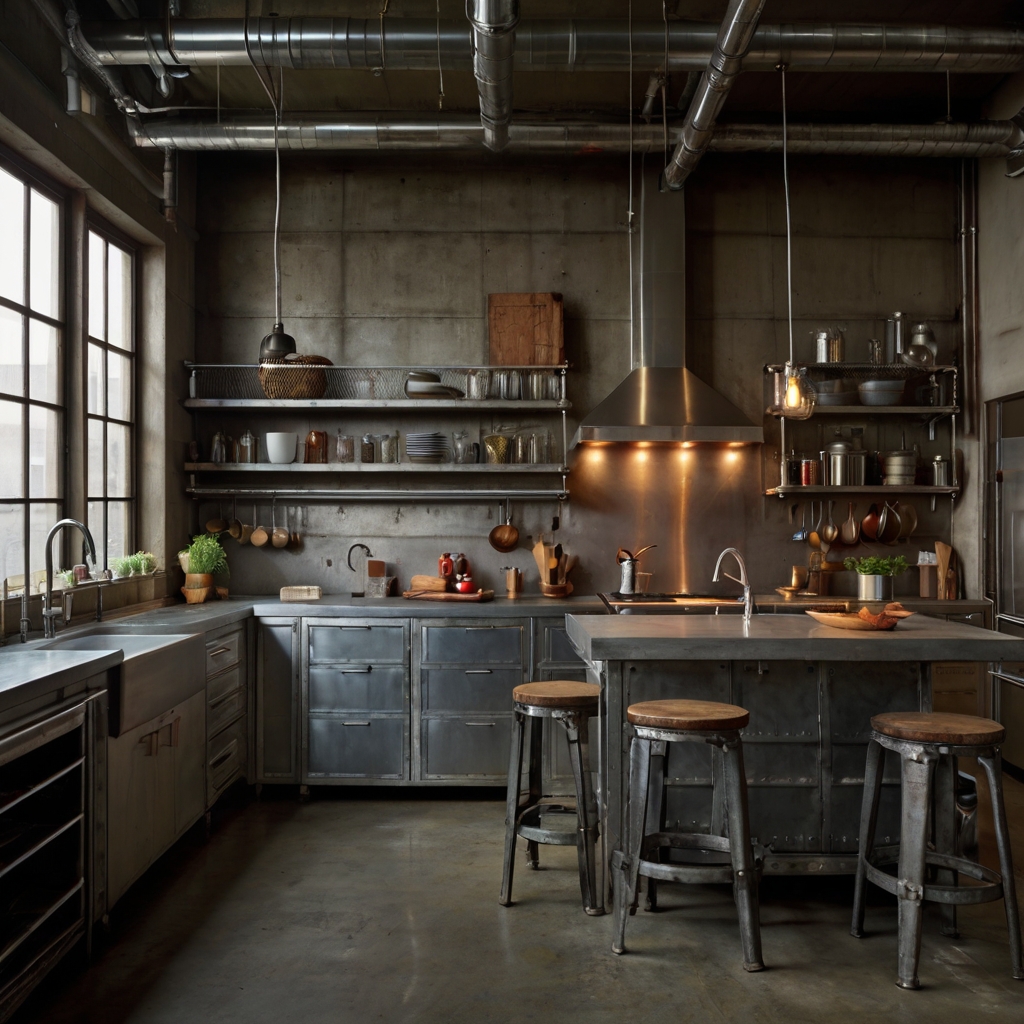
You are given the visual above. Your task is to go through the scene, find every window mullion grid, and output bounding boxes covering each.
[102,236,109,569]
[21,179,30,588]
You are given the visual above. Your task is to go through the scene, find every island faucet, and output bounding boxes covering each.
[713,547,752,627]
[42,519,97,639]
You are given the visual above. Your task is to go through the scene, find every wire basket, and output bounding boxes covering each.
[257,356,334,399]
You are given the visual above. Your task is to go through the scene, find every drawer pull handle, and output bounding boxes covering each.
[339,626,372,631]
[339,667,372,674]
[464,626,499,631]
[208,646,231,657]
[464,669,493,675]
[465,721,496,727]
[343,721,372,727]
[991,670,1024,690]
[210,746,236,769]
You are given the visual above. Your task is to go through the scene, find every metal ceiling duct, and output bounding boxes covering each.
[664,0,766,190]
[467,0,519,152]
[127,116,1022,159]
[83,18,1024,73]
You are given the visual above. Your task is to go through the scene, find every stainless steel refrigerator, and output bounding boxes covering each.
[989,393,1024,773]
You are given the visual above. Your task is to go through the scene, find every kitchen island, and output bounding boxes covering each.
[565,613,1023,876]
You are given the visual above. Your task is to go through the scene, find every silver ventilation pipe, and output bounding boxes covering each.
[664,0,766,190]
[83,18,1024,74]
[467,0,519,152]
[127,115,1022,158]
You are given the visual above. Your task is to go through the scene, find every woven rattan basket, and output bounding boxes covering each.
[258,355,334,400]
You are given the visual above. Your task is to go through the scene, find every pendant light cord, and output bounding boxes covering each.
[274,66,282,325]
[781,66,793,366]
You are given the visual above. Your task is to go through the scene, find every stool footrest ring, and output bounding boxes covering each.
[863,853,1005,906]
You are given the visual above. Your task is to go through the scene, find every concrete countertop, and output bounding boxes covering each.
[566,612,1023,663]
[0,647,122,714]
[250,595,607,618]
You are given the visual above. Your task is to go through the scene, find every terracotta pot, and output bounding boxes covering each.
[184,572,214,590]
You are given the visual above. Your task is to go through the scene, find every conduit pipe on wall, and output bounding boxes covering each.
[467,0,519,152]
[82,18,1024,73]
[664,0,766,190]
[127,115,1022,158]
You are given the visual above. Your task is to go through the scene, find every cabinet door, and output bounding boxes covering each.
[257,619,299,781]
[170,691,206,839]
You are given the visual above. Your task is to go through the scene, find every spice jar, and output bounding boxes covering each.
[360,433,376,463]
[380,432,399,464]
[238,430,258,464]
[335,432,355,463]
[304,430,327,464]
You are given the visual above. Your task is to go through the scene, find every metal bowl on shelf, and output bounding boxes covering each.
[858,379,906,406]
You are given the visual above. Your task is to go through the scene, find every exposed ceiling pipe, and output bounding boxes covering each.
[467,0,519,152]
[83,18,1024,73]
[664,0,766,190]
[127,115,1022,158]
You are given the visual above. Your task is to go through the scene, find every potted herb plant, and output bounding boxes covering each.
[183,534,228,603]
[843,555,909,601]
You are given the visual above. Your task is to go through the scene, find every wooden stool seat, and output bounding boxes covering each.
[871,711,1004,746]
[513,680,600,709]
[627,699,750,732]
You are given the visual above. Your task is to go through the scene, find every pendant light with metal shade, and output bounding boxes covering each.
[258,67,296,361]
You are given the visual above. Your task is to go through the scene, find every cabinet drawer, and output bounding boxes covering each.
[422,716,512,778]
[206,629,243,674]
[309,665,405,713]
[538,620,583,664]
[309,624,405,664]
[207,716,246,804]
[421,625,523,665]
[208,663,243,704]
[208,683,246,737]
[307,716,406,778]
[422,668,520,713]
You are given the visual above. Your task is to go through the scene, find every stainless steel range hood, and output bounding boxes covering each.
[572,168,763,446]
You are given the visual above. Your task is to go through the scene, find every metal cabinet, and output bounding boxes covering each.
[302,619,410,781]
[204,622,250,809]
[257,618,300,783]
[415,619,528,782]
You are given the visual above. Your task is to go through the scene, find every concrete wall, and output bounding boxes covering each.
[195,150,969,598]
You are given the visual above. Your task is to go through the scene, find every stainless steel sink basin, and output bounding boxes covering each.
[43,633,205,735]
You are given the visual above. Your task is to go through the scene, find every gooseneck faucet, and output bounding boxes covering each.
[713,547,752,627]
[42,519,97,639]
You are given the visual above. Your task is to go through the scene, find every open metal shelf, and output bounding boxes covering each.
[766,484,959,498]
[185,462,567,474]
[768,405,957,418]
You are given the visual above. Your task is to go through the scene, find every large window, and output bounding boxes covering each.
[86,227,135,568]
[0,163,63,594]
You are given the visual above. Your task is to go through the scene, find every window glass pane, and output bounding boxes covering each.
[87,500,105,571]
[87,342,104,415]
[87,418,104,497]
[107,502,130,565]
[29,191,59,319]
[29,406,61,499]
[29,502,61,579]
[107,351,131,421]
[107,244,132,350]
[88,231,104,341]
[0,504,23,591]
[0,169,24,305]
[107,422,130,497]
[28,319,60,405]
[0,401,23,498]
[0,306,22,398]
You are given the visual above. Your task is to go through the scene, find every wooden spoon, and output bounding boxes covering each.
[228,499,243,540]
[822,500,839,545]
[840,502,859,546]
[488,502,519,552]
[807,501,822,550]
[251,506,269,548]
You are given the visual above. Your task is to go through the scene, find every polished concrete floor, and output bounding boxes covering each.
[18,771,1024,1024]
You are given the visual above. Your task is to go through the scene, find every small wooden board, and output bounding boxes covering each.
[402,589,495,602]
[488,293,564,366]
[805,610,898,631]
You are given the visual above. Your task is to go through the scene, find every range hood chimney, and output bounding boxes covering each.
[572,168,763,446]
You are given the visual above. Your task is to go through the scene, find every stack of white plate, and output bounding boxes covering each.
[405,431,448,463]
[405,371,463,398]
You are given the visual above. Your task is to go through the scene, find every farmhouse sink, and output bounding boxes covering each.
[43,633,205,735]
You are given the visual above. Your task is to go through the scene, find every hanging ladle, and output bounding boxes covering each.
[792,504,808,542]
[488,499,519,553]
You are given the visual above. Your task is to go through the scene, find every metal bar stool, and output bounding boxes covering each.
[499,681,603,916]
[851,711,1024,989]
[610,699,764,972]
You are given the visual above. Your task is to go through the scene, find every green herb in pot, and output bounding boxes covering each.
[185,534,229,576]
[843,555,909,577]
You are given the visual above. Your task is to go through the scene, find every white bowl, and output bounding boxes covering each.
[266,432,297,464]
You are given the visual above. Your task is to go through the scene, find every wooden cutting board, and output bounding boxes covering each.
[402,589,495,602]
[488,293,564,366]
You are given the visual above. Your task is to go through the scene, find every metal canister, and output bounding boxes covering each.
[619,558,638,595]
[815,331,830,363]
[847,450,867,486]
[932,455,950,487]
[825,441,851,486]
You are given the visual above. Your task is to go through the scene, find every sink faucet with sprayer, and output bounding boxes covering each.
[713,547,752,627]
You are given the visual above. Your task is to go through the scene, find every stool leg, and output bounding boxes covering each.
[933,753,959,939]
[852,737,885,938]
[978,751,1024,980]
[563,711,604,916]
[645,740,666,913]
[895,748,936,990]
[722,737,764,972]
[526,714,543,869]
[612,735,651,955]
[499,710,527,906]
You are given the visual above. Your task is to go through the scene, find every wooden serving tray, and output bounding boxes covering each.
[805,610,898,631]
[402,589,495,602]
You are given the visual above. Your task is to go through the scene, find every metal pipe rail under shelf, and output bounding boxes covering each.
[185,487,569,502]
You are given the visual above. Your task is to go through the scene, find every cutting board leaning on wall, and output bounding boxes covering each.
[488,293,565,365]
